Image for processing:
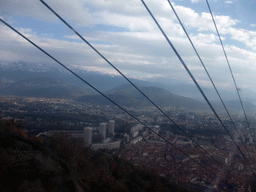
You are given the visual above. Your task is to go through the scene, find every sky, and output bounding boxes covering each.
[0,0,256,98]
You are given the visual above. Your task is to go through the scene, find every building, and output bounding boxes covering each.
[130,124,144,135]
[84,127,93,145]
[102,137,111,143]
[130,136,142,144]
[91,141,121,150]
[99,122,107,138]
[132,131,139,138]
[124,133,130,143]
[108,120,115,135]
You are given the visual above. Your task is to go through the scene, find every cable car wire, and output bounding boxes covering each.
[205,0,256,150]
[166,0,253,161]
[0,18,217,178]
[141,0,256,177]
[39,0,230,172]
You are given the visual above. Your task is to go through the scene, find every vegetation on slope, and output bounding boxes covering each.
[0,119,189,192]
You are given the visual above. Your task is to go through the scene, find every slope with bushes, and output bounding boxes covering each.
[0,119,189,192]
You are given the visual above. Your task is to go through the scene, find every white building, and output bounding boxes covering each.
[91,141,120,150]
[130,136,142,144]
[99,122,107,138]
[132,131,139,138]
[84,127,93,145]
[108,120,115,135]
[130,124,144,135]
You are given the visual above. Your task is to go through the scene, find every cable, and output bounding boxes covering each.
[39,0,229,172]
[166,0,253,162]
[205,0,256,150]
[141,0,256,177]
[0,18,217,178]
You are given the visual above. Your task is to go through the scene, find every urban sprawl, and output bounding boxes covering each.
[1,95,256,191]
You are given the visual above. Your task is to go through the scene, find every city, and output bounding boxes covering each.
[1,95,256,191]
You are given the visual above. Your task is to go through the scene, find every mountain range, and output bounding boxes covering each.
[76,84,207,110]
[1,61,256,113]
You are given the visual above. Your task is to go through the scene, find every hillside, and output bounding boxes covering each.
[0,61,152,95]
[77,84,207,110]
[0,119,190,192]
[0,77,94,99]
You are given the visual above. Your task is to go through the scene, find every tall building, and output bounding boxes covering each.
[99,122,107,138]
[84,127,93,145]
[108,120,115,135]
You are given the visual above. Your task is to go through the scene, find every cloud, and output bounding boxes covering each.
[191,33,218,44]
[0,0,256,91]
[74,65,121,76]
[191,0,201,3]
[224,1,233,4]
[172,5,256,50]
[0,0,94,26]
[171,5,239,32]
[225,28,256,50]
